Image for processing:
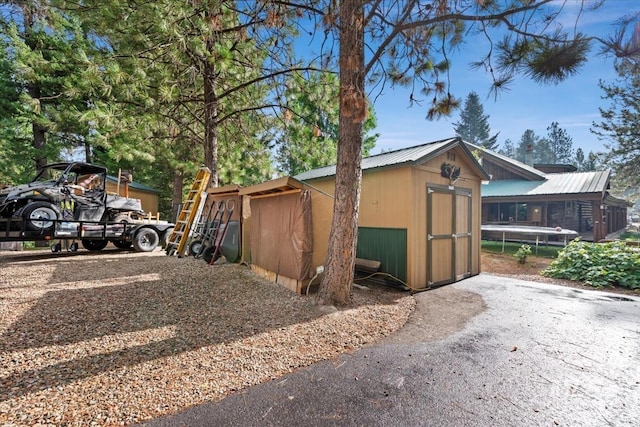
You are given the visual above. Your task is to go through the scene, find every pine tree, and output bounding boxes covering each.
[1,2,103,172]
[276,70,378,176]
[498,139,515,158]
[575,148,585,170]
[592,59,640,185]
[546,122,574,163]
[453,92,499,149]
[515,130,541,164]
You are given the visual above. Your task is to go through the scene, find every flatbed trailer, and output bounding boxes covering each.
[0,217,174,252]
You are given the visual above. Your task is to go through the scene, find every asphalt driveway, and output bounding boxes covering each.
[143,275,640,427]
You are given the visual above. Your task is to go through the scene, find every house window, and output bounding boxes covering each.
[517,203,527,221]
[488,203,528,222]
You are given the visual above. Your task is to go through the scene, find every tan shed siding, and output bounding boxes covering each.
[302,142,484,289]
[306,178,336,196]
[359,167,412,228]
[310,189,333,270]
[105,182,158,214]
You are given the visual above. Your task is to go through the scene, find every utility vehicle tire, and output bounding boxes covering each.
[82,239,109,251]
[112,214,131,223]
[113,240,133,249]
[202,246,221,264]
[161,227,174,249]
[23,202,59,232]
[133,227,159,252]
[188,239,204,257]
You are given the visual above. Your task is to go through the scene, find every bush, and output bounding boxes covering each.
[542,238,640,289]
[514,244,532,264]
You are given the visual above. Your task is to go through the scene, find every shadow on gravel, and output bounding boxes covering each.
[0,252,406,402]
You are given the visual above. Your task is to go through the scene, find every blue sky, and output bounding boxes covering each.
[368,1,636,156]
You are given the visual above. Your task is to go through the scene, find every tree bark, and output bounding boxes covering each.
[171,171,184,223]
[203,56,219,188]
[203,7,220,188]
[317,0,365,306]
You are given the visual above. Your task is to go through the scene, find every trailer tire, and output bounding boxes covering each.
[113,240,133,249]
[82,239,108,251]
[133,227,159,252]
[161,227,174,249]
[23,202,59,232]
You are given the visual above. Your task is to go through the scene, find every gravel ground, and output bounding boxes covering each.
[0,249,415,426]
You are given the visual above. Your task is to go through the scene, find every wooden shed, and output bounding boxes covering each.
[106,176,159,215]
[239,177,334,294]
[295,137,489,289]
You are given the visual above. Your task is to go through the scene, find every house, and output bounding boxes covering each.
[295,137,489,289]
[470,144,630,242]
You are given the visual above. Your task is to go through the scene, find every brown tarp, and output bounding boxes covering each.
[250,190,313,280]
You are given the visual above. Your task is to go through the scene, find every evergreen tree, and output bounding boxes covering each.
[575,147,585,170]
[0,2,103,172]
[453,91,499,149]
[276,70,378,176]
[498,139,515,158]
[0,39,30,185]
[592,59,640,185]
[583,152,599,172]
[515,130,541,164]
[534,137,554,164]
[546,122,574,163]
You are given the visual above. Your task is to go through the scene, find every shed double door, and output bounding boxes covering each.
[427,185,472,287]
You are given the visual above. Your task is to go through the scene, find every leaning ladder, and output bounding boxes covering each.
[166,167,211,257]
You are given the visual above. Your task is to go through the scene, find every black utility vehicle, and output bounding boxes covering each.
[0,162,173,252]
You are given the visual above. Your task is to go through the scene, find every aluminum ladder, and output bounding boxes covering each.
[166,167,211,257]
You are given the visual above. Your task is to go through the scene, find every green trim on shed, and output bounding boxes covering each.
[356,227,407,282]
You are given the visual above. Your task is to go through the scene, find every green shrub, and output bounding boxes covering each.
[514,244,532,264]
[542,238,640,289]
[620,230,640,241]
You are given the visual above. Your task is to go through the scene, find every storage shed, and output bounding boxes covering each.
[239,177,334,294]
[295,137,489,289]
[106,176,159,215]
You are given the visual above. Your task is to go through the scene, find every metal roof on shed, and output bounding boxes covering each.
[482,170,611,197]
[295,137,489,181]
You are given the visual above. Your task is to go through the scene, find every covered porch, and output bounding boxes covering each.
[482,196,629,242]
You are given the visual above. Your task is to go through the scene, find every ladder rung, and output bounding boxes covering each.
[166,166,211,257]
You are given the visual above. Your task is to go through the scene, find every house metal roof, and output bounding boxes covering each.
[482,170,611,198]
[465,142,547,180]
[295,137,489,181]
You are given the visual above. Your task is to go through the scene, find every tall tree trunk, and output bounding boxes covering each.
[22,4,48,172]
[203,59,219,187]
[32,122,47,171]
[317,0,365,306]
[203,13,219,188]
[172,171,184,223]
